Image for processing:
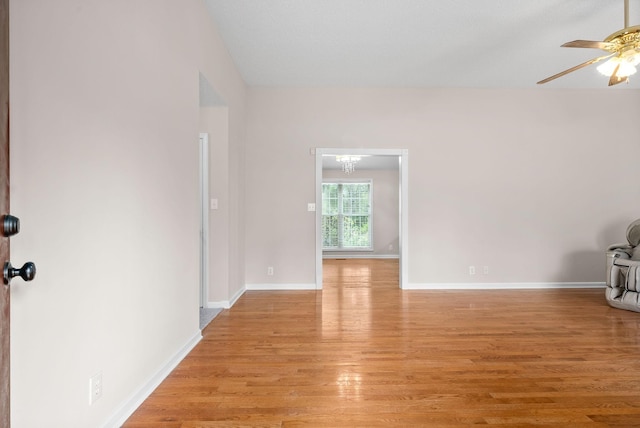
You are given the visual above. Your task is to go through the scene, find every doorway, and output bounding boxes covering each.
[198,73,227,329]
[315,148,408,289]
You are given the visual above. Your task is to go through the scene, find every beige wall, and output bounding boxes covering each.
[9,1,245,426]
[245,87,640,286]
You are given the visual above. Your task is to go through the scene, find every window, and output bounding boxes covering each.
[322,181,372,250]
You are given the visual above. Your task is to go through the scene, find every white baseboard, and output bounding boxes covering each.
[207,287,246,309]
[206,300,229,309]
[323,254,399,259]
[102,331,202,428]
[228,287,245,306]
[245,283,317,291]
[403,282,606,290]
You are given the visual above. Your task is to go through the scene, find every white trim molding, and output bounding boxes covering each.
[103,331,202,428]
[207,300,230,309]
[404,282,606,290]
[207,287,246,309]
[323,254,399,259]
[245,283,317,291]
[199,133,209,309]
[228,287,245,307]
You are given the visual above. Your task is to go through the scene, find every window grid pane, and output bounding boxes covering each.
[322,184,339,215]
[322,215,339,248]
[342,215,369,248]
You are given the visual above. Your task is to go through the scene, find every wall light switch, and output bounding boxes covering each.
[210,198,218,210]
[89,372,103,405]
[307,203,316,212]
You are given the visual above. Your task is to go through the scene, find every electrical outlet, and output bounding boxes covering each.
[267,267,274,276]
[89,372,103,405]
[483,266,489,275]
[469,266,476,275]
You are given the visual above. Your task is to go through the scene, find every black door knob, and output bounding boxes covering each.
[3,261,36,285]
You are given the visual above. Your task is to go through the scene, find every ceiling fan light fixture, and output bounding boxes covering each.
[596,54,639,77]
[537,0,640,86]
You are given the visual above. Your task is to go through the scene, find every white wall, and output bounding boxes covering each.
[9,1,245,427]
[245,87,640,287]
[323,168,399,257]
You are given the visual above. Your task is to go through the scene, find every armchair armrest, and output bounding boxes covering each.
[607,247,633,288]
[608,243,633,253]
[612,258,640,267]
[607,244,632,261]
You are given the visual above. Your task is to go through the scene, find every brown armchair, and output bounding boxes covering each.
[606,219,640,312]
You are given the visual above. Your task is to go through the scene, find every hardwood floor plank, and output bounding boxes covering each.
[124,259,640,427]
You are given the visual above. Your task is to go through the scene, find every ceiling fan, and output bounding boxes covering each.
[538,0,640,86]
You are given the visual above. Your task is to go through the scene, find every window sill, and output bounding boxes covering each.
[323,248,373,252]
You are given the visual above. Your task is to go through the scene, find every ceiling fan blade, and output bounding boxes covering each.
[562,40,617,50]
[537,53,615,84]
[608,63,628,86]
[609,76,629,85]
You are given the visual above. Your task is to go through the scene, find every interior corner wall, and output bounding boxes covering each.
[245,87,640,287]
[323,168,400,257]
[9,1,246,427]
[198,7,247,306]
[227,119,246,302]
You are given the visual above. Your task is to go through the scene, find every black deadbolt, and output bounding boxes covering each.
[1,214,19,237]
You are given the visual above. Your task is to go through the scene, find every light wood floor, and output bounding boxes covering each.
[124,259,640,427]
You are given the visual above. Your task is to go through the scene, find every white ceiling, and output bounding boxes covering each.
[204,0,640,89]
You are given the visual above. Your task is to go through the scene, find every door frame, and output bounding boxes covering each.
[199,133,209,308]
[315,148,409,289]
[0,0,10,424]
